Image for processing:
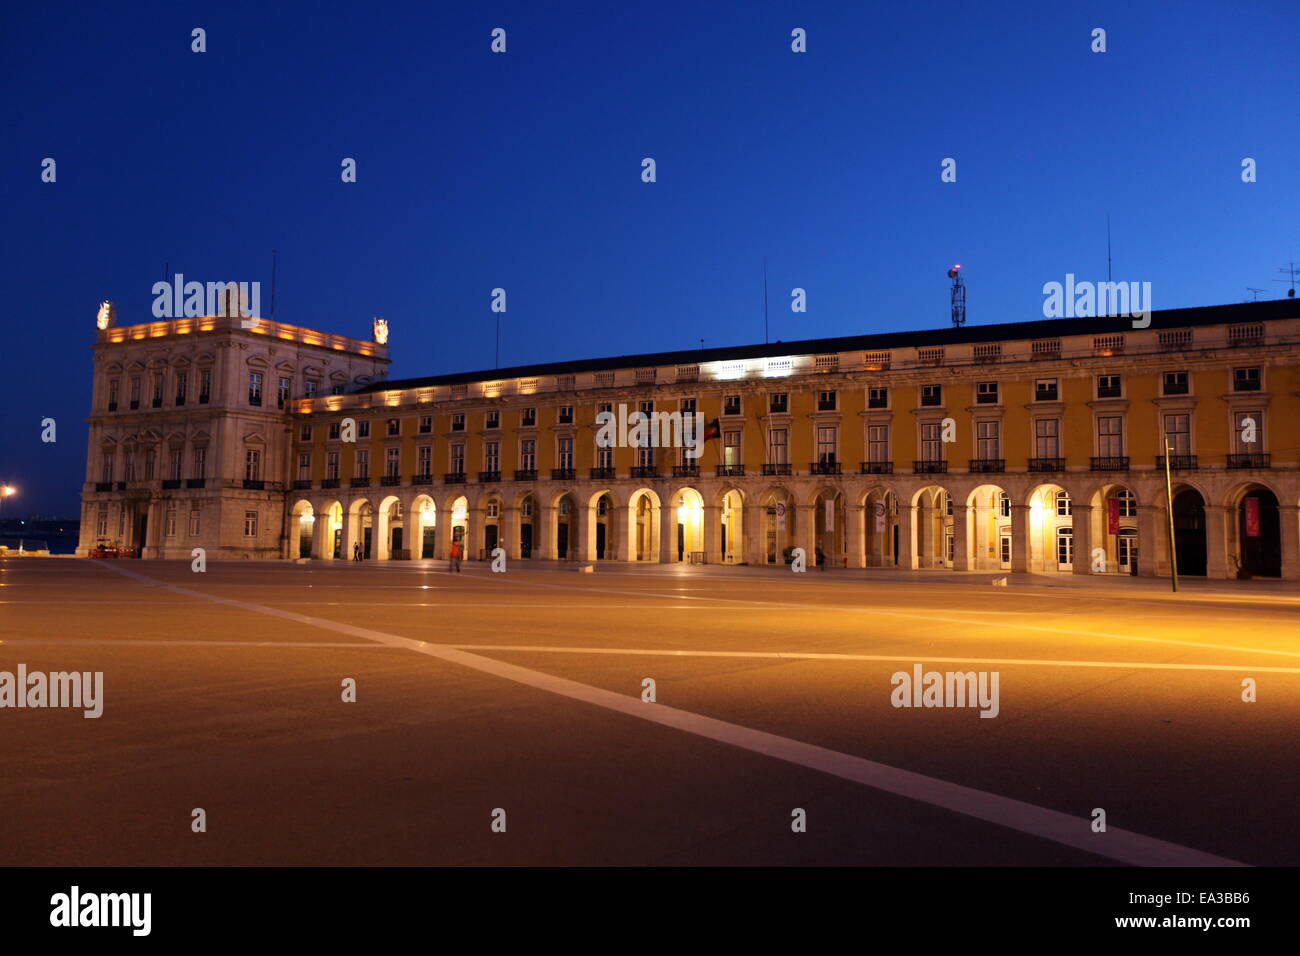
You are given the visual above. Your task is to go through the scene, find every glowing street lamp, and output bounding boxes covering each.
[0,485,15,522]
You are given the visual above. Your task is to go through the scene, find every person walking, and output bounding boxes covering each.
[449,538,463,573]
[353,541,362,562]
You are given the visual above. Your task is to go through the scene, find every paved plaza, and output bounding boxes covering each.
[1,555,1296,866]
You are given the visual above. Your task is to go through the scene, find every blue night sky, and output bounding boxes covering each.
[2,0,1296,515]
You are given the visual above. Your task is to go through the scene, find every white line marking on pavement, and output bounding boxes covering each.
[94,562,1246,867]
[446,644,1300,675]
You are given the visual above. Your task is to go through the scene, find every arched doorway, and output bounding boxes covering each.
[1090,483,1139,575]
[966,484,1009,571]
[412,495,436,558]
[291,500,314,558]
[378,495,402,560]
[863,488,897,567]
[670,487,704,562]
[1027,484,1072,572]
[762,487,797,565]
[518,494,536,558]
[719,489,744,563]
[628,489,661,561]
[482,495,503,557]
[1171,487,1206,576]
[351,500,374,559]
[1233,486,1280,578]
[555,493,575,559]
[323,501,343,559]
[911,486,952,569]
[449,495,468,556]
[811,488,845,568]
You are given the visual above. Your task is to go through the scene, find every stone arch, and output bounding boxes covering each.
[290,499,314,559]
[1224,481,1281,578]
[910,484,953,570]
[1026,483,1072,572]
[627,487,663,562]
[411,494,437,559]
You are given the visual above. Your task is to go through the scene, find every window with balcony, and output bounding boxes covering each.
[417,445,432,477]
[976,421,1000,460]
[107,378,120,410]
[298,453,311,481]
[1097,375,1122,398]
[355,449,369,479]
[768,428,788,464]
[867,424,889,463]
[326,451,340,480]
[520,439,536,470]
[245,448,261,482]
[1035,418,1060,458]
[451,444,465,474]
[920,423,944,462]
[1097,415,1124,456]
[192,447,206,479]
[816,426,837,465]
[385,447,400,478]
[723,430,741,465]
[1233,366,1261,391]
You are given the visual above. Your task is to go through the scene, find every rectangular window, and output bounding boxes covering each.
[1162,371,1189,396]
[417,445,432,476]
[101,454,114,484]
[1233,366,1261,391]
[452,413,465,431]
[522,408,537,426]
[817,390,837,411]
[768,428,788,464]
[769,393,788,413]
[867,424,889,462]
[520,439,536,470]
[355,449,369,478]
[1035,378,1059,402]
[192,447,206,479]
[723,430,741,465]
[596,444,614,469]
[868,387,888,409]
[386,418,400,437]
[451,444,465,474]
[558,437,574,469]
[1097,375,1122,398]
[723,395,741,416]
[243,511,258,537]
[419,416,432,434]
[976,382,999,405]
[124,452,136,481]
[152,375,163,405]
[921,423,943,461]
[1035,419,1060,458]
[245,448,261,481]
[175,372,187,405]
[129,377,141,405]
[248,372,263,406]
[385,447,400,478]
[170,449,183,481]
[637,445,655,468]
[486,411,500,429]
[108,379,120,407]
[300,425,312,441]
[277,377,290,408]
[326,450,340,479]
[358,420,371,439]
[96,507,109,537]
[188,509,201,536]
[1233,410,1262,452]
[921,384,942,407]
[298,453,311,481]
[1163,414,1191,456]
[558,406,574,424]
[484,441,500,472]
[679,398,696,415]
[304,380,317,398]
[816,426,837,463]
[329,422,341,440]
[976,420,1000,459]
[143,450,155,480]
[165,510,177,537]
[1097,416,1124,457]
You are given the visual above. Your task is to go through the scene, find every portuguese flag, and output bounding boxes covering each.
[702,418,722,441]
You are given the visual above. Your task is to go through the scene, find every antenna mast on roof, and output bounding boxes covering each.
[1246,287,1266,302]
[1275,262,1298,298]
[948,264,966,327]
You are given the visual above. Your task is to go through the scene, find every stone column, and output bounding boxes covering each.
[703,504,722,564]
[1205,505,1230,579]
[659,500,677,563]
[339,501,358,562]
[535,504,555,560]
[795,504,816,566]
[845,504,864,569]
[1280,506,1300,582]
[1071,504,1093,575]
[311,505,329,559]
[503,506,521,561]
[895,503,915,570]
[744,503,766,565]
[574,499,595,563]
[951,504,970,571]
[1010,504,1030,573]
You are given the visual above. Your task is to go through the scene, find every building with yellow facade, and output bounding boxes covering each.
[80,300,1300,581]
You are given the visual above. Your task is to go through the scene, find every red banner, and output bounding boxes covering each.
[1244,497,1260,538]
[1108,497,1121,534]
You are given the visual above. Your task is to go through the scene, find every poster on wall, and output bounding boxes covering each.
[1108,497,1121,534]
[1245,496,1260,538]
